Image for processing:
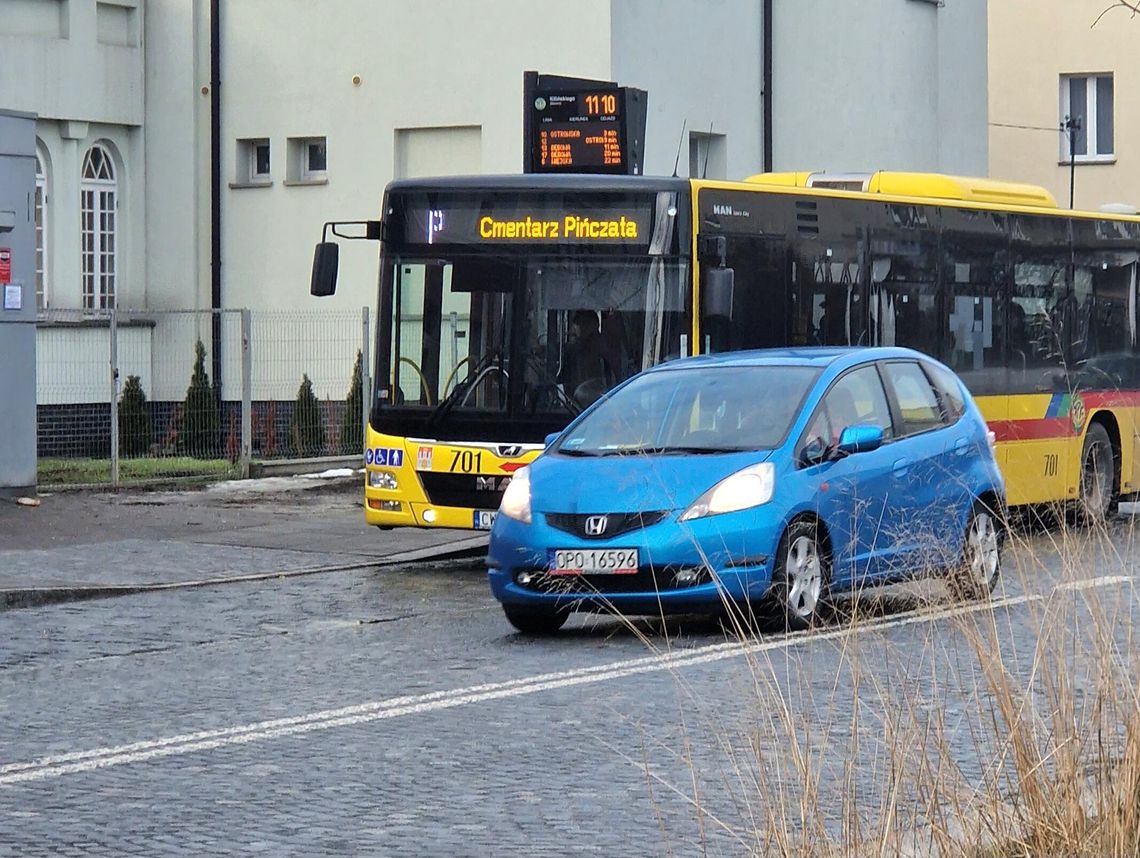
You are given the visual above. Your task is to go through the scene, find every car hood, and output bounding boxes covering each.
[529,449,773,514]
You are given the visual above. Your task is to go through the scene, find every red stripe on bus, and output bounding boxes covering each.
[1080,390,1140,409]
[988,418,1073,443]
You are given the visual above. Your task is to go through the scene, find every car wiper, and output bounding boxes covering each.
[556,448,602,457]
[654,446,739,455]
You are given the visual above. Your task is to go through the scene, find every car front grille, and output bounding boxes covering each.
[513,564,711,595]
[544,511,669,540]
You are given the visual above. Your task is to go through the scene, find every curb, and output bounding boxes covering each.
[0,535,489,611]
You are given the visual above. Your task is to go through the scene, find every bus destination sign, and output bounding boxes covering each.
[523,72,647,176]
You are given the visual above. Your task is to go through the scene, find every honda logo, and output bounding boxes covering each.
[584,515,609,536]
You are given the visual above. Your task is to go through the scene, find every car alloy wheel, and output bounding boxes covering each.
[950,504,1001,600]
[772,520,828,631]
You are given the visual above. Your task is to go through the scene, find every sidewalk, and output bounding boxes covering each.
[0,474,487,609]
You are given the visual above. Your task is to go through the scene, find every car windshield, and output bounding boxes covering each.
[555,365,820,456]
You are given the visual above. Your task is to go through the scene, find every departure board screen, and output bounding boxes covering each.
[531,91,626,172]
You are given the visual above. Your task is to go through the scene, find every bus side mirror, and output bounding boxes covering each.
[703,266,735,322]
[310,242,339,297]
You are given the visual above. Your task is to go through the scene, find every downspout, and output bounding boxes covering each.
[210,0,222,393]
[762,0,773,172]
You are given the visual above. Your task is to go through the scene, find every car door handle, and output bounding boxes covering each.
[952,437,970,457]
[893,458,911,479]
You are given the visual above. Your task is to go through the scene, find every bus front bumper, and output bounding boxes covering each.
[365,494,498,530]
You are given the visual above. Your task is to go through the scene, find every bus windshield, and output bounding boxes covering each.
[379,253,689,438]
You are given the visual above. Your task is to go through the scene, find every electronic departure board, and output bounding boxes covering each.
[523,72,647,176]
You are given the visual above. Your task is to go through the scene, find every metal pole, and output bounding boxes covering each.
[109,309,119,487]
[1065,115,1080,209]
[240,308,252,479]
[361,305,371,458]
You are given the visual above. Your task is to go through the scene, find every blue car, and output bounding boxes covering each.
[487,348,1005,635]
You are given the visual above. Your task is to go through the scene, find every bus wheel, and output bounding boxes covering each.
[1077,423,1115,523]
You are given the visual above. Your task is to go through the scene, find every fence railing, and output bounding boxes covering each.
[36,307,371,487]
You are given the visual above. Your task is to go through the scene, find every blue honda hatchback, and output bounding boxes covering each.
[487,348,1005,634]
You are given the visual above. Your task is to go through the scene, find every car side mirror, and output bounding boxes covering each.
[544,432,561,448]
[837,425,884,456]
[310,242,339,297]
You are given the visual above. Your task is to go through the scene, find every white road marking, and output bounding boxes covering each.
[1,574,1133,786]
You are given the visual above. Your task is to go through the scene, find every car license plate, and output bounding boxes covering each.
[548,548,639,576]
[473,510,497,530]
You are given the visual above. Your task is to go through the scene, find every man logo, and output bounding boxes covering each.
[496,444,524,458]
[476,476,512,492]
[584,515,608,536]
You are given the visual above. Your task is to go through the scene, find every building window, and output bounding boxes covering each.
[234,138,271,187]
[286,136,328,184]
[35,152,48,309]
[81,144,117,311]
[1061,74,1114,162]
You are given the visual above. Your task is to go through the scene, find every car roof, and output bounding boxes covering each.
[647,346,932,373]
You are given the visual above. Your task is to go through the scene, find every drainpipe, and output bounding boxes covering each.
[762,0,773,172]
[210,0,222,393]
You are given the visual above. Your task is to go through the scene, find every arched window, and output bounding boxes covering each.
[81,144,117,310]
[34,152,48,309]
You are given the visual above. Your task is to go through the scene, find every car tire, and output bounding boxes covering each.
[1077,422,1115,523]
[502,605,569,635]
[770,519,829,631]
[948,502,1003,601]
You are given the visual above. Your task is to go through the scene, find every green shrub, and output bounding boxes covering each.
[339,350,364,454]
[182,340,220,457]
[118,375,151,457]
[289,373,326,457]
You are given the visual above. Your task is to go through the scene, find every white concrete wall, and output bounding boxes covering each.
[610,0,764,180]
[215,0,612,318]
[772,0,987,176]
[2,0,147,313]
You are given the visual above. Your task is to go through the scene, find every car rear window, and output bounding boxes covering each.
[924,362,967,422]
[882,361,944,435]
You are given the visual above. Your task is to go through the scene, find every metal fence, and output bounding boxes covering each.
[36,307,371,487]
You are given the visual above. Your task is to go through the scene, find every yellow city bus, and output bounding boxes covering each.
[312,170,1140,529]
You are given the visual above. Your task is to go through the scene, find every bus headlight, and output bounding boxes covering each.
[369,470,399,490]
[680,462,775,521]
[499,465,532,524]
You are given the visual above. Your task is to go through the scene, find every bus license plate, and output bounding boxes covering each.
[549,549,639,576]
[474,511,497,530]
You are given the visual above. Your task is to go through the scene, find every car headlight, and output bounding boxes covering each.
[368,470,399,490]
[679,462,775,521]
[499,465,532,524]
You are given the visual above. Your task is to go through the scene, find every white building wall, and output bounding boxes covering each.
[215,0,612,318]
[610,0,764,180]
[772,0,987,176]
[1,0,146,313]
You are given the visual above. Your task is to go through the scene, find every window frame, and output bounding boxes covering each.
[921,360,967,425]
[795,362,896,467]
[878,359,947,438]
[233,137,272,188]
[1060,73,1115,164]
[302,137,327,180]
[80,144,117,312]
[34,152,48,310]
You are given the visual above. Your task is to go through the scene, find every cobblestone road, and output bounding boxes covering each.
[1,518,1138,856]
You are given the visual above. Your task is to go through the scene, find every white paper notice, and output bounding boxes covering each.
[3,284,21,311]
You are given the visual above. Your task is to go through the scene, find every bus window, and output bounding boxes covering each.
[704,235,787,353]
[1010,215,1070,390]
[790,199,867,347]
[868,204,941,357]
[942,209,1008,395]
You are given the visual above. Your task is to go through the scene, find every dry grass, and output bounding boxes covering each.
[593,507,1140,857]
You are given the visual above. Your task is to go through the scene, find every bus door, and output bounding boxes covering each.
[789,198,868,348]
[702,235,788,354]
